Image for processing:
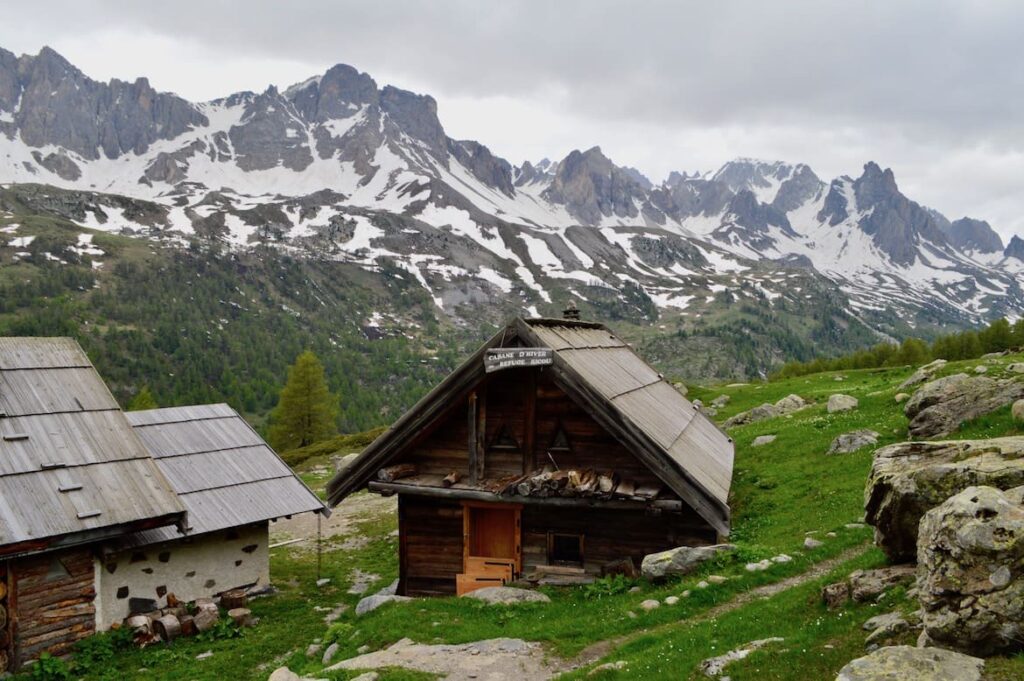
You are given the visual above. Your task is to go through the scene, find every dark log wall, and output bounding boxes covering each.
[522,505,717,576]
[11,549,96,666]
[403,367,665,491]
[398,495,464,596]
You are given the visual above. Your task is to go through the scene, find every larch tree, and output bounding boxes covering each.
[128,385,158,411]
[268,350,338,451]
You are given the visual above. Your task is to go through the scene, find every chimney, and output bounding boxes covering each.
[562,301,580,321]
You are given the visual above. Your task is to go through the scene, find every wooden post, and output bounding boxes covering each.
[523,370,537,474]
[476,390,487,481]
[468,392,478,485]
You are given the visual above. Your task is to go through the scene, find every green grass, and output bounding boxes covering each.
[23,353,1024,680]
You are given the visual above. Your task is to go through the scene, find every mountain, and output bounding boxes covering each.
[2,46,1023,387]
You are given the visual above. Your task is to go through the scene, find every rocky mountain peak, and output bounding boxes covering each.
[946,217,1004,253]
[771,163,824,213]
[542,146,651,225]
[379,85,447,159]
[1005,235,1024,261]
[288,63,379,121]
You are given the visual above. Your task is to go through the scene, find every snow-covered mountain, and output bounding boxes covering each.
[2,46,1022,333]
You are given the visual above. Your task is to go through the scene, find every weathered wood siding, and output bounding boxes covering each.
[11,549,96,666]
[522,505,717,575]
[398,495,464,596]
[401,367,665,491]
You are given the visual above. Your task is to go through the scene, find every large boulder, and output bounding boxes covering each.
[1013,399,1024,424]
[828,394,859,413]
[640,544,735,580]
[835,646,984,681]
[355,594,412,616]
[461,587,550,605]
[917,485,1024,656]
[864,437,1024,562]
[899,359,948,389]
[828,429,879,455]
[904,374,1024,438]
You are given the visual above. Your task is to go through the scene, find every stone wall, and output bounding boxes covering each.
[94,522,269,630]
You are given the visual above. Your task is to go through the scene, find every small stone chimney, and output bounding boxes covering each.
[562,301,580,321]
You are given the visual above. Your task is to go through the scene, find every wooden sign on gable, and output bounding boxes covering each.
[484,348,553,373]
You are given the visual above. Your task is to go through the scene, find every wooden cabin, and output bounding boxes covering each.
[327,317,734,596]
[0,338,325,671]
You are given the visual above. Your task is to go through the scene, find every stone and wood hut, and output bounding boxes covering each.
[326,317,734,596]
[0,338,325,671]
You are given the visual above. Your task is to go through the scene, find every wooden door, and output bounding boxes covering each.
[469,507,517,558]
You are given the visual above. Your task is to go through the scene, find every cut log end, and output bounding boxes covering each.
[377,463,417,482]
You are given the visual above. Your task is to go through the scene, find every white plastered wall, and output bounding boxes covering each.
[94,522,270,630]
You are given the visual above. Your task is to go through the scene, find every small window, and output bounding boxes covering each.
[547,532,584,567]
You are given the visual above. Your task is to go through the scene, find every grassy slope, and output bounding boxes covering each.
[33,353,1024,680]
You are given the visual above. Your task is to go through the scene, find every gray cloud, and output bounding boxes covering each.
[1,1,1022,238]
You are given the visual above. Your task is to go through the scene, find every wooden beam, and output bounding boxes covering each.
[477,389,487,480]
[368,481,684,512]
[467,392,479,486]
[523,369,537,474]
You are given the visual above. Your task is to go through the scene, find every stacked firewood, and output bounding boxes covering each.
[120,589,256,646]
[498,467,662,501]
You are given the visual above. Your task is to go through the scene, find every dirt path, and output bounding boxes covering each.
[269,491,396,551]
[569,543,871,669]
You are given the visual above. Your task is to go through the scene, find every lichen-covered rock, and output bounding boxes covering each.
[836,646,984,681]
[723,403,779,428]
[1013,399,1024,424]
[904,374,1024,438]
[864,437,1024,561]
[775,394,807,413]
[711,394,731,408]
[751,434,777,447]
[848,566,915,602]
[640,543,734,580]
[461,587,550,605]
[828,429,879,455]
[916,485,1024,656]
[828,394,859,413]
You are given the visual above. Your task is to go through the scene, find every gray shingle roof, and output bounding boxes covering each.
[327,318,734,535]
[0,338,186,557]
[123,403,326,546]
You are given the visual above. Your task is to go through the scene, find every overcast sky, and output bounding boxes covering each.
[2,1,1022,240]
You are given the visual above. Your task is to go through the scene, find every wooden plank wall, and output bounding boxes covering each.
[522,505,717,576]
[399,496,464,596]
[401,367,667,493]
[11,549,96,665]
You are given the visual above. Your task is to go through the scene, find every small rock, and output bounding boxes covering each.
[305,643,322,658]
[822,582,850,609]
[707,574,728,583]
[355,594,412,616]
[696,581,709,589]
[664,596,679,605]
[357,644,371,654]
[849,566,916,602]
[863,611,907,632]
[804,537,823,549]
[775,394,808,413]
[628,586,642,593]
[196,650,214,661]
[589,661,627,676]
[826,531,837,537]
[827,394,859,413]
[974,365,988,374]
[322,642,340,665]
[845,523,866,529]
[828,429,880,455]
[461,586,551,605]
[745,559,772,572]
[351,673,379,681]
[640,544,734,580]
[771,554,792,563]
[682,589,692,597]
[674,382,688,395]
[1007,362,1024,374]
[751,434,777,447]
[316,578,331,588]
[895,392,910,403]
[865,617,910,646]
[228,608,255,627]
[711,394,731,408]
[640,599,660,611]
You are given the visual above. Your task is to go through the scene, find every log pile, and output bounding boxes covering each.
[121,591,257,646]
[497,467,662,501]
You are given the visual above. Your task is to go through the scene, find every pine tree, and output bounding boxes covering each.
[268,350,338,451]
[128,386,158,411]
